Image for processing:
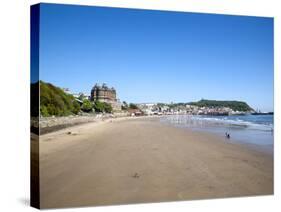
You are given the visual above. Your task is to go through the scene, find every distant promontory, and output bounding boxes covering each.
[188,99,254,112]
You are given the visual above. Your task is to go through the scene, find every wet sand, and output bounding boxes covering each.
[39,117,273,208]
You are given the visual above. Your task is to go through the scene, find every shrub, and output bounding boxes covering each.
[94,101,113,113]
[40,105,49,117]
[103,102,113,113]
[93,101,104,113]
[81,99,93,112]
[72,101,81,114]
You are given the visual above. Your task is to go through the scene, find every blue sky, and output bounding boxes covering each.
[38,3,274,111]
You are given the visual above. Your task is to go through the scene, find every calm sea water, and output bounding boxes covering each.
[160,114,274,153]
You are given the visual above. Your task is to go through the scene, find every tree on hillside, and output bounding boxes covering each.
[94,101,104,113]
[104,102,113,113]
[121,101,128,110]
[129,103,138,109]
[93,101,113,113]
[81,99,93,112]
[73,101,81,114]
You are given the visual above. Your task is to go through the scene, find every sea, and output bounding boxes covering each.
[160,114,274,153]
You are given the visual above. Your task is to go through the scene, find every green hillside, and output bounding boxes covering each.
[40,81,80,116]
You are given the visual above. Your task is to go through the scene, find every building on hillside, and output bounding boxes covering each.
[90,83,121,111]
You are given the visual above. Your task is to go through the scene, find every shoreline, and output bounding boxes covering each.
[159,114,273,154]
[39,117,273,208]
[39,114,273,155]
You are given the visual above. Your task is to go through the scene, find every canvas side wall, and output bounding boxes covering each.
[30,4,40,209]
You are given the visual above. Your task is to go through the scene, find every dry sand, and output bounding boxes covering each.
[38,117,273,208]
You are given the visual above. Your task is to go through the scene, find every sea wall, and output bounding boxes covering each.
[39,112,129,134]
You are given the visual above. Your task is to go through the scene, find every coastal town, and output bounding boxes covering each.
[62,82,262,117]
[36,81,273,134]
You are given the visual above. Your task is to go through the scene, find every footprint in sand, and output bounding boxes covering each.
[44,137,54,142]
[132,173,140,178]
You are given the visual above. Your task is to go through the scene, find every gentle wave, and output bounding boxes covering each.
[162,115,273,132]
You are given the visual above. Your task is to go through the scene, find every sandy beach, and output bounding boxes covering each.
[39,117,273,208]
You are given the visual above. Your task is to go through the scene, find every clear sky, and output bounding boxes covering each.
[38,3,274,111]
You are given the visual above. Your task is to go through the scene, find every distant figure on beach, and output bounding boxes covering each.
[225,132,230,139]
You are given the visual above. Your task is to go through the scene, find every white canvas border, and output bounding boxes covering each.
[0,0,279,211]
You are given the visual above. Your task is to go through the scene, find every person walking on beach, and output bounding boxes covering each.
[225,132,230,139]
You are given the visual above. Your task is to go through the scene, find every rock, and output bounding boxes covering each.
[66,131,78,135]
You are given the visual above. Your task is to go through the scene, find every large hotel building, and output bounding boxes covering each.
[90,83,121,111]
